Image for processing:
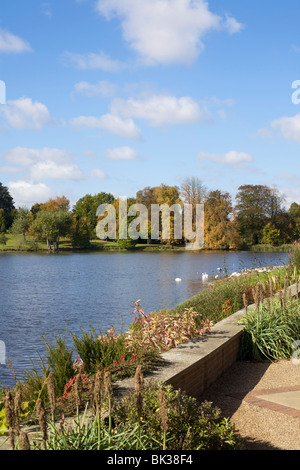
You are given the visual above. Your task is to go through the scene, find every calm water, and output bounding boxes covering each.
[0,250,289,388]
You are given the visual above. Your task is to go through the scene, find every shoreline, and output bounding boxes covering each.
[0,243,293,255]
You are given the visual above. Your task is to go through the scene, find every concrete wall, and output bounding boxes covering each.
[116,283,300,399]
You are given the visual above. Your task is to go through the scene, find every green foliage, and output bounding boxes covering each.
[0,233,8,247]
[42,332,74,397]
[73,192,115,235]
[0,182,15,214]
[117,214,138,249]
[290,242,300,271]
[70,325,130,375]
[30,210,72,251]
[11,207,31,240]
[235,184,284,246]
[113,381,240,450]
[70,215,91,249]
[262,223,281,246]
[41,416,152,450]
[239,296,300,362]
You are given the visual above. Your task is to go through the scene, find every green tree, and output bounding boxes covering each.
[74,192,115,235]
[262,223,281,245]
[117,214,138,250]
[30,210,72,252]
[11,207,32,241]
[0,209,6,232]
[235,185,284,245]
[0,182,15,229]
[289,202,300,240]
[70,215,91,249]
[0,182,15,213]
[0,233,8,248]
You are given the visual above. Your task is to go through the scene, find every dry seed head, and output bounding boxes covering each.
[104,371,113,398]
[269,278,273,297]
[14,389,22,435]
[134,365,144,417]
[74,374,83,408]
[47,372,56,417]
[36,399,48,445]
[5,390,15,428]
[158,388,168,432]
[19,431,31,450]
[242,293,248,313]
[93,370,104,415]
[134,365,144,395]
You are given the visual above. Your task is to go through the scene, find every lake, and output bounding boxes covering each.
[0,250,290,388]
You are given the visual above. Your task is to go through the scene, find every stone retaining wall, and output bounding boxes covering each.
[116,282,300,399]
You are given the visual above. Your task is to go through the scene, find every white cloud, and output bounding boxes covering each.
[198,150,253,165]
[70,113,141,140]
[0,28,32,54]
[0,165,20,174]
[110,94,206,126]
[224,14,244,35]
[96,0,243,65]
[8,180,53,207]
[5,147,73,166]
[103,146,140,160]
[271,113,300,143]
[63,50,125,72]
[72,80,117,97]
[90,169,108,179]
[30,161,84,181]
[4,147,84,181]
[0,97,53,129]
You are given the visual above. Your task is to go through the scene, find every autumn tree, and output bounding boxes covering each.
[154,184,183,245]
[204,190,241,249]
[40,196,70,213]
[180,177,207,205]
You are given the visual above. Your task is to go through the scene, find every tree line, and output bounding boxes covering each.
[0,178,299,251]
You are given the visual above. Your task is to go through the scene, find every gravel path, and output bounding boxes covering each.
[199,360,300,450]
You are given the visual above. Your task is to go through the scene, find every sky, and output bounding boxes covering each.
[0,0,300,210]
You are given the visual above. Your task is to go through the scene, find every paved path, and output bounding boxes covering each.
[198,360,300,450]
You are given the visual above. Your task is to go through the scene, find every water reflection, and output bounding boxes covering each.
[0,250,289,387]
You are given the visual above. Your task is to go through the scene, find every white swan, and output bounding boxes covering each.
[202,272,208,281]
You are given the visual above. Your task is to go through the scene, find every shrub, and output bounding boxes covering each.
[126,300,213,354]
[239,295,300,362]
[113,380,240,450]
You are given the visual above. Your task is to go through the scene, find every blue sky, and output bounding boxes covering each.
[0,0,300,209]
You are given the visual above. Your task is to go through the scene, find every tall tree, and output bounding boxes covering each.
[30,210,72,252]
[0,182,15,213]
[74,192,115,235]
[0,182,15,229]
[11,207,33,241]
[204,190,241,249]
[180,177,207,205]
[40,196,70,213]
[235,185,284,245]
